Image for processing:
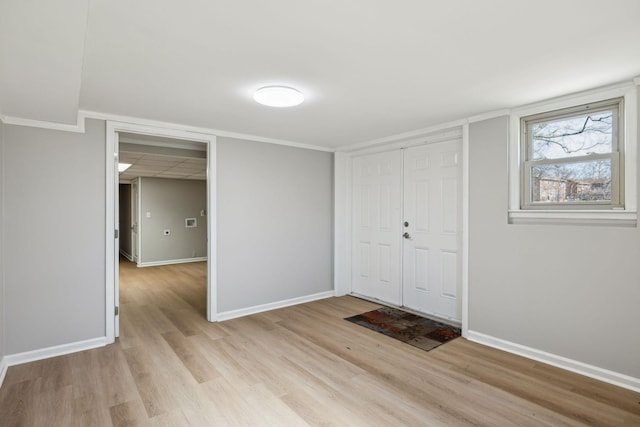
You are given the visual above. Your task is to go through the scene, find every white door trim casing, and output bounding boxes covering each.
[334,125,469,335]
[114,131,120,337]
[105,121,217,343]
[461,123,470,337]
[132,178,139,263]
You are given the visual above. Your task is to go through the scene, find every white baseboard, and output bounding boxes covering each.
[466,330,640,393]
[119,249,134,261]
[0,356,7,389]
[3,337,108,368]
[137,257,207,267]
[217,291,335,321]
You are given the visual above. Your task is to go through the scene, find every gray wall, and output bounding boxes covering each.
[217,137,334,313]
[3,119,106,354]
[0,120,335,356]
[139,177,207,264]
[119,184,132,258]
[0,119,5,361]
[468,116,640,378]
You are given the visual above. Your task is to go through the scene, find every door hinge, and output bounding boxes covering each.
[115,229,119,239]
[115,306,119,316]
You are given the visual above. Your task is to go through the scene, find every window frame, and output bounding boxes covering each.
[508,82,638,226]
[520,97,624,210]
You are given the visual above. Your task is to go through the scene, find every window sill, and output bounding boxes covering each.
[508,209,637,227]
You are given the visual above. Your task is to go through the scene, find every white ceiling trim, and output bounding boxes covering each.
[346,128,465,158]
[509,79,636,116]
[467,109,511,124]
[338,118,466,153]
[4,76,638,153]
[339,77,640,153]
[86,110,335,152]
[0,109,335,152]
[1,113,86,133]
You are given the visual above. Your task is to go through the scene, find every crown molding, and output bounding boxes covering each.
[3,77,636,152]
[467,109,511,123]
[339,77,639,153]
[1,113,85,133]
[510,79,636,116]
[83,110,335,152]
[0,109,335,152]
[339,118,466,153]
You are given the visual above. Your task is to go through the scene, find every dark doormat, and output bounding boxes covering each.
[345,306,461,351]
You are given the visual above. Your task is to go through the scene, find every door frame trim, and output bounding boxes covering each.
[335,125,469,336]
[105,121,217,343]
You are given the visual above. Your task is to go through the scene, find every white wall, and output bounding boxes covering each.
[138,177,207,264]
[468,116,640,379]
[217,137,334,312]
[3,119,106,354]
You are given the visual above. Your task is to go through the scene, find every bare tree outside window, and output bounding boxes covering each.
[522,98,622,207]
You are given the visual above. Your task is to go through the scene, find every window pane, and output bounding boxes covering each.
[531,110,614,160]
[531,159,611,203]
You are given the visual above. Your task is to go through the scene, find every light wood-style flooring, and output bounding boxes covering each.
[1,260,639,426]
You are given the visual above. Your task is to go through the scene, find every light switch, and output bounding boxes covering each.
[146,211,152,218]
[163,229,170,236]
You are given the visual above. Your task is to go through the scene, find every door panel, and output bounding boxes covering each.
[413,246,429,291]
[402,140,461,320]
[351,151,402,305]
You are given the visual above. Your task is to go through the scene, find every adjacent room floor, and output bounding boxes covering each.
[0,260,638,426]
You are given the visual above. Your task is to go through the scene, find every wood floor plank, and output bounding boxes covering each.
[160,331,220,384]
[109,400,150,427]
[29,384,74,427]
[197,376,269,426]
[0,379,33,426]
[1,259,638,426]
[188,334,262,388]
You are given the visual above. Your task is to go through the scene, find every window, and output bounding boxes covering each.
[508,81,638,226]
[521,98,623,209]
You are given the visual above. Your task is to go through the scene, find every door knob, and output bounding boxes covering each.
[403,232,411,239]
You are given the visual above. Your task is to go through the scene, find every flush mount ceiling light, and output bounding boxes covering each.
[253,86,304,107]
[118,163,132,172]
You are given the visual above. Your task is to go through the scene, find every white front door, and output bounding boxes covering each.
[402,140,462,321]
[351,150,402,305]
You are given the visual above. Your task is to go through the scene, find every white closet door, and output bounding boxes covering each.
[351,150,402,305]
[402,140,462,320]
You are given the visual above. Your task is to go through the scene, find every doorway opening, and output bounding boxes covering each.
[118,134,208,266]
[106,122,217,343]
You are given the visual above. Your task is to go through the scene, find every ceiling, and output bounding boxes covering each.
[118,133,207,181]
[1,1,640,149]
